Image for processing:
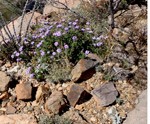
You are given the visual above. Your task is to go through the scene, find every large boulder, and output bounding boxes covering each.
[123,90,147,124]
[43,0,88,15]
[0,12,41,42]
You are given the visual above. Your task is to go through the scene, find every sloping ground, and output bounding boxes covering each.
[0,1,147,124]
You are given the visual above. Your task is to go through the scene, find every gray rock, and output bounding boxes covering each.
[15,83,32,100]
[67,84,91,107]
[91,82,118,106]
[71,59,98,82]
[0,71,11,92]
[45,91,67,114]
[123,90,147,124]
[6,105,17,114]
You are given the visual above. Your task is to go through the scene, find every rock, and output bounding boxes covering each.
[6,105,17,114]
[67,84,91,107]
[15,82,32,100]
[123,90,147,124]
[43,0,85,15]
[71,59,98,82]
[0,114,37,124]
[63,109,88,124]
[35,85,44,102]
[0,71,11,92]
[0,92,9,100]
[86,53,103,63]
[91,82,118,106]
[0,12,41,42]
[45,91,67,114]
[7,65,20,74]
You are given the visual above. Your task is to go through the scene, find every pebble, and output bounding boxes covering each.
[90,117,97,122]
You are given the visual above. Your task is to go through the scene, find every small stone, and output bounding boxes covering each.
[6,105,17,114]
[62,83,69,88]
[71,59,98,82]
[90,117,97,122]
[15,83,32,100]
[0,114,37,124]
[7,65,20,73]
[0,92,9,100]
[35,85,43,102]
[91,82,118,106]
[4,62,11,68]
[0,71,11,92]
[45,91,67,114]
[67,84,91,107]
[75,105,84,111]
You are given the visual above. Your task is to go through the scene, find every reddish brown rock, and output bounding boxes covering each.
[91,82,118,106]
[0,71,11,92]
[45,91,67,114]
[0,114,37,124]
[67,84,91,107]
[71,59,98,82]
[15,83,32,100]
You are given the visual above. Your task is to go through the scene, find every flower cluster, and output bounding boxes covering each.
[7,18,107,81]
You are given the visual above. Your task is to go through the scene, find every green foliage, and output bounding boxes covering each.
[23,19,109,81]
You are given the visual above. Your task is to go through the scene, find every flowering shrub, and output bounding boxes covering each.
[0,18,109,82]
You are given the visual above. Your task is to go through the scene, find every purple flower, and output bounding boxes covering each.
[57,24,62,28]
[31,41,34,45]
[68,22,72,25]
[11,54,14,59]
[75,26,79,29]
[53,31,62,37]
[30,73,34,78]
[96,42,103,47]
[54,42,59,46]
[56,48,61,53]
[85,50,90,55]
[73,22,77,25]
[15,52,20,57]
[19,46,23,52]
[40,50,45,56]
[26,67,31,74]
[37,42,42,48]
[16,58,21,62]
[86,22,90,25]
[81,28,85,31]
[75,19,78,22]
[64,44,69,49]
[64,27,69,31]
[52,52,56,56]
[44,29,50,36]
[72,36,77,41]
